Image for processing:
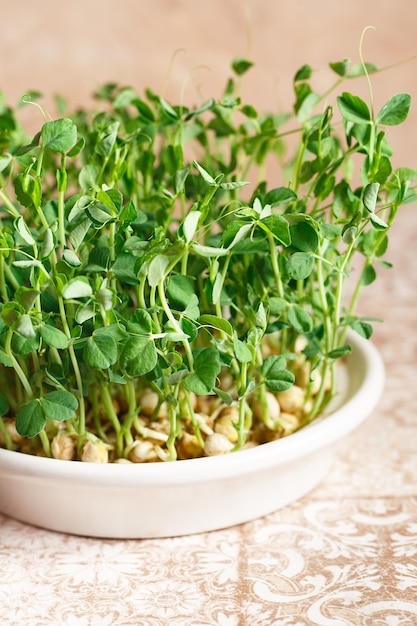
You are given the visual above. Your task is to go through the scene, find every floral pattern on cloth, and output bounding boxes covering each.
[1,493,417,625]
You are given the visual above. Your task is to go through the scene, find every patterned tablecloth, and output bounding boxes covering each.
[0,204,416,626]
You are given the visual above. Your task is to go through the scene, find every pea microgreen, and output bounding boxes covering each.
[0,41,415,461]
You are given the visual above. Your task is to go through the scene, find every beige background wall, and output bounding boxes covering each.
[1,0,416,167]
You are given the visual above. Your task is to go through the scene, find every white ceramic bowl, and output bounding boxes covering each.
[0,333,384,538]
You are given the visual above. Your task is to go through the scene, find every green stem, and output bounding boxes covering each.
[158,280,194,369]
[57,187,66,251]
[304,360,332,424]
[57,296,86,439]
[119,381,136,450]
[0,418,14,450]
[91,385,109,443]
[5,329,33,398]
[101,384,123,457]
[234,361,248,449]
[267,231,288,350]
[39,429,52,457]
[0,255,8,303]
[316,245,333,353]
[332,237,357,349]
[0,189,20,218]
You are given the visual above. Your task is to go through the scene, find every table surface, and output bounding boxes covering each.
[1,203,416,626]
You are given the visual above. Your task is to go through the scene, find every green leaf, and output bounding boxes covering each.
[361,264,377,286]
[265,370,295,393]
[41,228,55,259]
[147,254,169,287]
[16,400,45,437]
[347,62,378,78]
[85,246,110,272]
[159,97,178,120]
[79,164,99,192]
[193,160,216,185]
[268,297,288,315]
[261,354,286,375]
[320,223,342,240]
[83,334,118,369]
[352,320,373,339]
[264,187,297,206]
[11,333,40,356]
[337,92,371,124]
[260,214,291,246]
[12,259,43,270]
[329,58,351,77]
[16,216,35,245]
[41,390,79,421]
[363,182,380,213]
[86,202,114,226]
[69,219,91,250]
[111,252,139,285]
[199,314,233,337]
[213,388,234,405]
[262,356,295,392]
[232,57,254,76]
[227,223,253,249]
[328,345,352,359]
[184,347,221,395]
[40,324,69,349]
[287,305,313,334]
[120,336,157,376]
[294,64,312,82]
[370,213,388,230]
[75,305,95,324]
[286,252,315,280]
[289,221,319,253]
[191,242,230,258]
[95,122,119,157]
[297,92,320,122]
[16,314,36,339]
[185,99,215,120]
[174,166,190,194]
[15,286,39,312]
[377,93,411,126]
[96,286,114,311]
[220,180,249,191]
[62,249,82,268]
[233,336,253,363]
[41,118,77,152]
[166,275,193,309]
[182,211,201,243]
[182,294,200,321]
[62,277,93,299]
[67,137,85,157]
[127,309,154,335]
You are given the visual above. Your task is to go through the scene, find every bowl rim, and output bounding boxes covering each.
[0,332,384,486]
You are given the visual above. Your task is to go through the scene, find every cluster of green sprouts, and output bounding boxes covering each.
[0,52,414,461]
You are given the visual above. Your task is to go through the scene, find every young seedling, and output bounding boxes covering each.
[0,37,414,461]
